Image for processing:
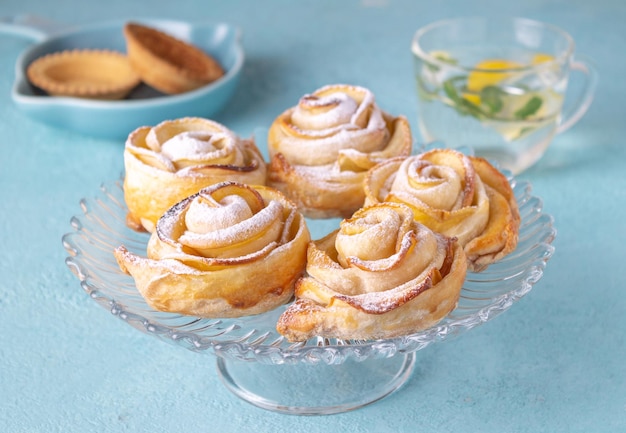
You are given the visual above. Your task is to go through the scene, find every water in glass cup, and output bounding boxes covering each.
[412,18,596,174]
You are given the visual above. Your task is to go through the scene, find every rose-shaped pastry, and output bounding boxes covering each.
[364,149,520,271]
[276,203,467,341]
[123,117,267,232]
[267,84,412,219]
[114,182,310,318]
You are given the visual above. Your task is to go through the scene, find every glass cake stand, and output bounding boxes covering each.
[62,170,555,415]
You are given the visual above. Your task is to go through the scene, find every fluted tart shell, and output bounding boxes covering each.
[123,22,224,94]
[26,49,140,100]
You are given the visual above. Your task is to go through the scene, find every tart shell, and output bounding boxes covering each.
[26,49,140,100]
[123,22,225,94]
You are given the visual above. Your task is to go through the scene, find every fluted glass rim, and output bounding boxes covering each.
[62,150,556,365]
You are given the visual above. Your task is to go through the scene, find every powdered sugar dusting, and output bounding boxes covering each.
[288,85,385,139]
[392,156,463,211]
[179,198,284,253]
[336,207,402,263]
[292,92,357,130]
[128,118,248,173]
[184,194,253,234]
[161,131,227,162]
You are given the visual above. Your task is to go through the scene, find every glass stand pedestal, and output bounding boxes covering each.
[216,352,417,415]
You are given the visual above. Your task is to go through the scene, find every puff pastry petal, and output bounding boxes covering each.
[364,149,520,271]
[115,182,310,318]
[123,117,267,232]
[267,84,412,218]
[276,202,466,341]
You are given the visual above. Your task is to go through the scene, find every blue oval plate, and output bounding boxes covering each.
[7,18,244,139]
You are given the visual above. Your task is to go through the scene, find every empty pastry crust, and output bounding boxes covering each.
[276,202,467,341]
[123,22,224,94]
[115,182,310,318]
[26,49,140,100]
[267,84,412,219]
[364,149,520,271]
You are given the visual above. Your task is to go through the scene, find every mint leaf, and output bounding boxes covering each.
[514,96,543,119]
[443,77,485,119]
[443,78,463,103]
[480,86,505,114]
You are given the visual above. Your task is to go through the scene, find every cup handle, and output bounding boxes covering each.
[556,54,598,134]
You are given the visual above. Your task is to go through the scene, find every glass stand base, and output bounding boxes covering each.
[216,352,416,415]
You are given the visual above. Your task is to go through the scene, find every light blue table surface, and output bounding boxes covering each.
[1,0,625,432]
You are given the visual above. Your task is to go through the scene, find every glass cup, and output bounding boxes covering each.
[411,17,597,174]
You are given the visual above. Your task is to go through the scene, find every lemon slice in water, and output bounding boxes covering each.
[462,59,521,106]
[466,59,523,93]
[463,56,558,141]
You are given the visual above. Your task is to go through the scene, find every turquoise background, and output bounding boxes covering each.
[1,0,624,432]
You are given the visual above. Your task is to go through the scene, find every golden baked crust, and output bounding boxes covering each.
[26,49,140,100]
[115,182,310,318]
[276,203,467,341]
[123,22,224,94]
[122,117,267,232]
[267,84,412,219]
[364,149,520,271]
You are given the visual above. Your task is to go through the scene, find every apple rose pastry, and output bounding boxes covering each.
[276,202,467,341]
[364,149,520,271]
[123,117,267,232]
[114,182,310,318]
[267,84,412,219]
